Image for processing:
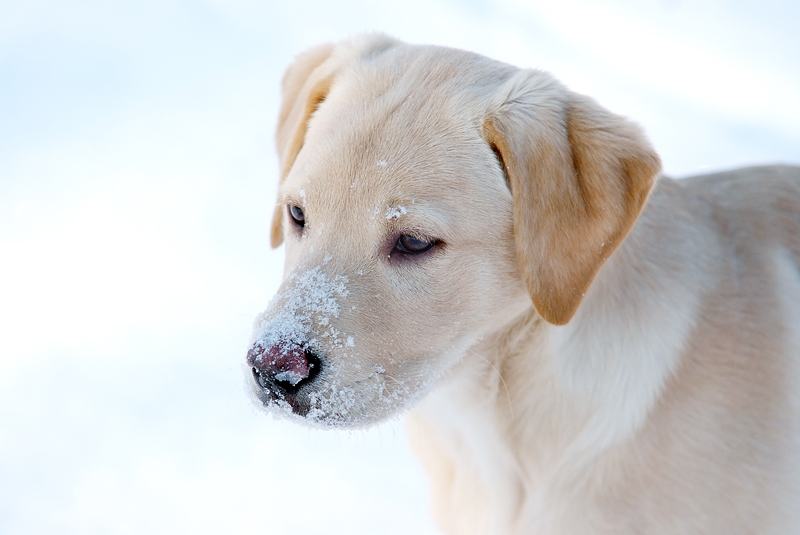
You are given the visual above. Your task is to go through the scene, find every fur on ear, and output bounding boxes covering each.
[484,70,661,325]
[270,43,337,248]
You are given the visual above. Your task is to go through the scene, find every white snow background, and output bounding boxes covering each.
[1,0,798,533]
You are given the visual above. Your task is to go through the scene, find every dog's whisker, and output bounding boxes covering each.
[384,374,411,393]
[468,348,515,422]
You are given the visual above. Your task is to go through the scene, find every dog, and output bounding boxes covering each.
[246,34,800,534]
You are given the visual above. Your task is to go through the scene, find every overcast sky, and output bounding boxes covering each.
[1,1,798,533]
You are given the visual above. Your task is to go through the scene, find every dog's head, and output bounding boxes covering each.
[247,34,660,428]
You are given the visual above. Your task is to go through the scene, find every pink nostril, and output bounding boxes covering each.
[248,344,313,388]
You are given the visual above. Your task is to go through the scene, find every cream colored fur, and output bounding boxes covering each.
[250,34,800,534]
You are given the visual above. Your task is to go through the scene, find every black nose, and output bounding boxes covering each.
[247,343,322,396]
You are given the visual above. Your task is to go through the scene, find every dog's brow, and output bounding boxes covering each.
[282,191,307,207]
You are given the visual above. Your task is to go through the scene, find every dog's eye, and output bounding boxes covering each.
[288,205,305,228]
[396,234,434,254]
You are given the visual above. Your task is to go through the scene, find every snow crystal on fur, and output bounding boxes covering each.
[250,265,350,354]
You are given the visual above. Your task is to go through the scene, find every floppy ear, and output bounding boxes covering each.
[270,43,337,248]
[484,70,660,325]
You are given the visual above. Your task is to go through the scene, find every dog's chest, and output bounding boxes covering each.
[412,356,529,534]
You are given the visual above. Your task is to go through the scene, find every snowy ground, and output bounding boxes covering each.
[1,1,798,533]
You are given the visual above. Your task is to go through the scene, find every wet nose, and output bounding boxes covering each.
[247,343,321,394]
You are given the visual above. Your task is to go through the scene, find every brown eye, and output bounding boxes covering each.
[396,234,434,254]
[289,205,305,227]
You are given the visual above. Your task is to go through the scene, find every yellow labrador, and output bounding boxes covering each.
[247,34,800,534]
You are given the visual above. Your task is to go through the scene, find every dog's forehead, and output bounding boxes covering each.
[283,47,513,224]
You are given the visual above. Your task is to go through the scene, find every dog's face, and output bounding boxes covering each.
[247,35,660,428]
[247,59,529,427]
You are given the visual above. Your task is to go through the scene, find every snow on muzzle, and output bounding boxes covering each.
[247,264,352,417]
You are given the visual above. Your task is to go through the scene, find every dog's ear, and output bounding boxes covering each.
[271,43,337,247]
[484,70,660,325]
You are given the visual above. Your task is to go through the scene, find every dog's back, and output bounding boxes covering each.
[687,165,800,263]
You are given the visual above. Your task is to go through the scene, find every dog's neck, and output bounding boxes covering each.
[410,177,717,533]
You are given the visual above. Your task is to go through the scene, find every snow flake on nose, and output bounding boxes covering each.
[250,265,350,352]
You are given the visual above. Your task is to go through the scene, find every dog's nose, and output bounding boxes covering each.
[247,343,320,394]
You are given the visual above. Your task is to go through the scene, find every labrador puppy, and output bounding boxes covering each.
[246,34,800,534]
